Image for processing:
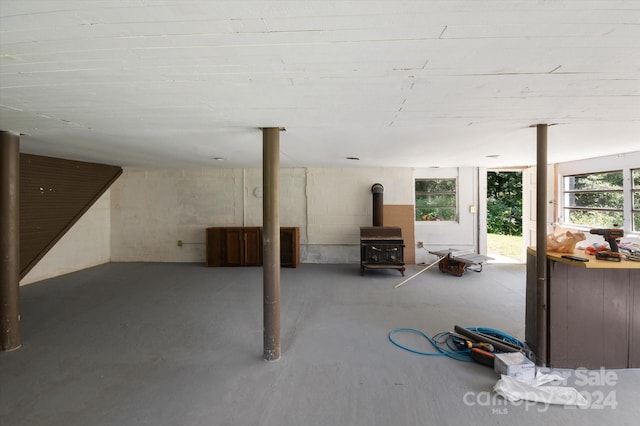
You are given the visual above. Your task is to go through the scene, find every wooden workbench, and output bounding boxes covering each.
[525,247,640,369]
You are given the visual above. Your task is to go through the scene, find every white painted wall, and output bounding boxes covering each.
[20,165,485,283]
[110,168,244,262]
[20,190,112,285]
[19,153,639,282]
[413,167,480,264]
[304,167,414,262]
[110,167,415,264]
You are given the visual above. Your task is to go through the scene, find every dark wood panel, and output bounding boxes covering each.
[205,228,224,267]
[602,270,630,368]
[225,228,245,266]
[20,154,122,278]
[549,260,569,367]
[280,227,299,268]
[630,274,640,367]
[206,226,298,267]
[243,228,262,266]
[565,266,605,368]
[524,252,540,356]
[531,253,640,369]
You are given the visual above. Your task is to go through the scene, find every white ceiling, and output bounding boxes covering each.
[1,1,639,169]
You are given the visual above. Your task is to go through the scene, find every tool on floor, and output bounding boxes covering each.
[470,347,496,367]
[462,340,495,352]
[453,325,534,360]
[428,249,493,277]
[388,326,530,366]
[393,255,444,288]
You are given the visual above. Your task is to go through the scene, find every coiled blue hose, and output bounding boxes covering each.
[388,327,527,362]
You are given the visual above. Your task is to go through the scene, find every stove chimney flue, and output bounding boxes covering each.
[371,183,384,226]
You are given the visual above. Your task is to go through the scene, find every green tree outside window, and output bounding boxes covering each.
[415,178,457,221]
[563,171,624,228]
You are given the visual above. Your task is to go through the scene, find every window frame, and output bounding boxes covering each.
[414,177,459,222]
[632,168,640,232]
[562,170,624,228]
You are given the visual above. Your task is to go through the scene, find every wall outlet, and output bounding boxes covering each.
[177,240,183,247]
[417,241,424,248]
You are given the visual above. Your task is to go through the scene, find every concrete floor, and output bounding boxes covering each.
[2,262,639,426]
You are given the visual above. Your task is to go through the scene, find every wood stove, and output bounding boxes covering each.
[360,226,406,276]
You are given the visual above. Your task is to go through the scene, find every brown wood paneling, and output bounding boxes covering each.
[206,226,298,267]
[565,266,605,368]
[205,227,224,266]
[20,154,122,278]
[602,270,630,368]
[383,205,415,264]
[549,260,569,367]
[532,254,640,369]
[243,227,262,266]
[225,228,245,266]
[631,274,640,367]
[280,227,299,268]
[524,251,538,354]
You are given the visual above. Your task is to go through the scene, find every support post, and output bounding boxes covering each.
[1,130,21,351]
[263,127,281,361]
[535,124,548,365]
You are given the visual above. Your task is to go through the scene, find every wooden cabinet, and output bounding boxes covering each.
[206,226,299,268]
[205,227,261,267]
[224,227,262,266]
[280,227,300,268]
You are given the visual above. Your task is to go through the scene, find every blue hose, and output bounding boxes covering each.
[388,327,527,362]
[388,327,472,362]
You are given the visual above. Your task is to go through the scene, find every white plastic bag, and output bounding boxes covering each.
[546,231,586,253]
[494,374,588,407]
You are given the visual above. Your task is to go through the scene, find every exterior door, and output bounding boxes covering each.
[522,165,556,253]
[522,167,537,253]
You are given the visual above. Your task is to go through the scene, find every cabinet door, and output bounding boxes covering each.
[243,228,262,266]
[205,228,224,266]
[225,228,244,266]
[280,227,299,267]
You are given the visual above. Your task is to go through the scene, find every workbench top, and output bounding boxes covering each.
[528,247,640,269]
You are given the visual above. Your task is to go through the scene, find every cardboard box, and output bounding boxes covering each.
[494,352,536,382]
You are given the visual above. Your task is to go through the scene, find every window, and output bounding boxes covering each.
[633,169,640,232]
[415,178,457,221]
[563,171,623,227]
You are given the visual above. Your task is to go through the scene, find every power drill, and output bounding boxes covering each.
[589,228,624,252]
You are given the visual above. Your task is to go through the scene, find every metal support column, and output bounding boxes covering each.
[1,130,21,351]
[263,127,281,361]
[535,123,548,365]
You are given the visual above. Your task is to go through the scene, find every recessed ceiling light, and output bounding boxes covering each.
[346,157,360,160]
[211,157,226,161]
[485,154,500,158]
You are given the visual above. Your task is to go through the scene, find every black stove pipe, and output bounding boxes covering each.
[371,183,384,226]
